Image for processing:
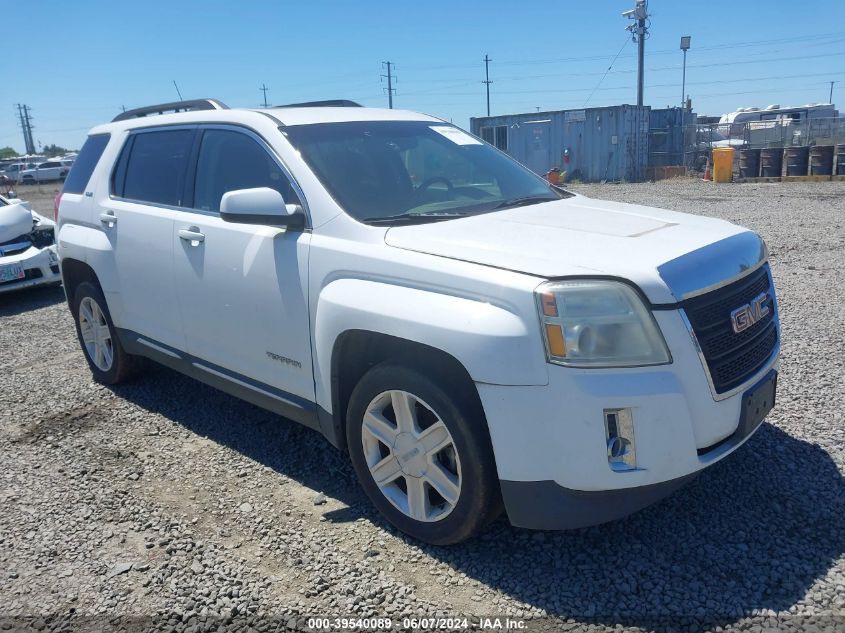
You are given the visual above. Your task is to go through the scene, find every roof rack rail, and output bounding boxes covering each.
[112,98,229,122]
[273,100,363,109]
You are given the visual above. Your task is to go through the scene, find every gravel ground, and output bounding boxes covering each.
[1,179,844,632]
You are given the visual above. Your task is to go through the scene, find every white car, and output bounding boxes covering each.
[57,99,780,544]
[19,160,72,184]
[2,161,41,183]
[0,193,61,293]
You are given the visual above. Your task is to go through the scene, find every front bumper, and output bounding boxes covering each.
[500,472,699,530]
[478,308,779,530]
[0,245,61,294]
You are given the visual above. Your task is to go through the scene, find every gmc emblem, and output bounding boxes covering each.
[730,292,770,334]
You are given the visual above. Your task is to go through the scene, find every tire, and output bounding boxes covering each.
[71,281,141,384]
[346,362,501,545]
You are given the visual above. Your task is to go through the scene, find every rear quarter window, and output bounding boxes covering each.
[63,134,110,194]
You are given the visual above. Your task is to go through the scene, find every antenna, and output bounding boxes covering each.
[173,80,184,101]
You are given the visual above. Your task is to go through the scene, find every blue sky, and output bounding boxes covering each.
[3,0,844,152]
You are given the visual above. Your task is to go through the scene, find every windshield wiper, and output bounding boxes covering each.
[363,211,472,225]
[492,195,558,211]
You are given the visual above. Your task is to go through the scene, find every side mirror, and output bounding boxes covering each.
[220,187,305,230]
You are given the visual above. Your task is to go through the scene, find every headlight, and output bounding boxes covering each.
[535,280,671,368]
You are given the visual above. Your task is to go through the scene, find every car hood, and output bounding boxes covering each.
[384,194,765,304]
[0,202,34,243]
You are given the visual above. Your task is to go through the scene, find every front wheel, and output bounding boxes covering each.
[346,363,501,545]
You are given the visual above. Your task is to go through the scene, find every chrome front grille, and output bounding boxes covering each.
[682,264,778,394]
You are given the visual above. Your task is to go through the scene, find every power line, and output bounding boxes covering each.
[228,31,843,107]
[390,49,845,96]
[418,31,845,72]
[584,36,629,107]
[401,70,845,101]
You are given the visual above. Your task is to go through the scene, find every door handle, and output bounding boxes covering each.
[99,212,117,227]
[178,227,205,245]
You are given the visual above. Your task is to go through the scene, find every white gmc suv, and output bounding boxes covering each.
[57,99,780,545]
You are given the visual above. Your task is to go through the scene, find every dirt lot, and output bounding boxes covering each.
[2,180,844,632]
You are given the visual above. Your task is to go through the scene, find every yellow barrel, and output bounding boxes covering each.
[711,147,735,183]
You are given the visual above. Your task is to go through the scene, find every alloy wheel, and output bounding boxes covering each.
[78,296,113,372]
[361,390,462,522]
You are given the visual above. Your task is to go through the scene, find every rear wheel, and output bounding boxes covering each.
[72,281,141,384]
[346,362,501,545]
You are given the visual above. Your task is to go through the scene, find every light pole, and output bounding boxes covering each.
[681,36,690,110]
[680,36,691,166]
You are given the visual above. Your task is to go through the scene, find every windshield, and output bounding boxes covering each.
[282,120,566,224]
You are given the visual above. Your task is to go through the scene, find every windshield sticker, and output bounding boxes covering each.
[429,126,482,145]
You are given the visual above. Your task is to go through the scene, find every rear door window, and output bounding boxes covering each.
[119,129,195,206]
[192,128,300,213]
[63,134,110,194]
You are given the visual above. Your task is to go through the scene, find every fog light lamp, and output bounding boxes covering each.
[604,408,637,471]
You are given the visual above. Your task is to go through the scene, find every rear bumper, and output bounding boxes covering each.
[501,472,698,530]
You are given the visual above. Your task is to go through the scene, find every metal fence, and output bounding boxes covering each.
[684,117,845,171]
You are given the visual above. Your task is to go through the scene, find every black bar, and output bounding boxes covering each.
[112,99,228,122]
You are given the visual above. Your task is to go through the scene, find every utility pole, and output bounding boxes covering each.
[16,104,26,153]
[381,62,396,109]
[483,54,492,116]
[24,105,36,156]
[260,84,269,108]
[16,104,35,155]
[624,0,649,107]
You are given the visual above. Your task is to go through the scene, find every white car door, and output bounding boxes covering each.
[171,126,314,404]
[105,126,196,351]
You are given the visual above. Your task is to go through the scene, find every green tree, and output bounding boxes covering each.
[0,147,18,159]
[42,144,69,157]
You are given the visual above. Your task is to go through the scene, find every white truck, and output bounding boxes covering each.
[57,99,780,544]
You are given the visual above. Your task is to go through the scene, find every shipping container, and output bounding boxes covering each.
[649,107,696,168]
[470,105,650,182]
